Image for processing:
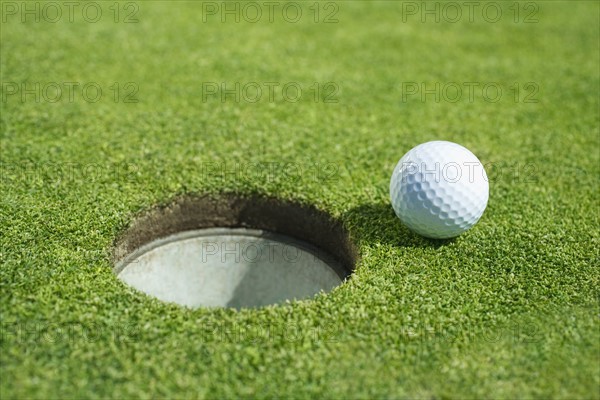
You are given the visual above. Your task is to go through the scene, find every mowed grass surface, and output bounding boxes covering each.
[1,1,599,398]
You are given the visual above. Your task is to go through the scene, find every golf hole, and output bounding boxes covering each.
[112,194,357,309]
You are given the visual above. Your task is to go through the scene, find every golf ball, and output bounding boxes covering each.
[389,141,489,239]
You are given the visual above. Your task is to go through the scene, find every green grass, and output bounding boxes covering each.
[1,1,599,398]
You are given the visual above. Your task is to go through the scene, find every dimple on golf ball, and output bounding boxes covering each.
[390,141,489,239]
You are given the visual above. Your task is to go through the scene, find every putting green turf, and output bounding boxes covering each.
[1,1,599,398]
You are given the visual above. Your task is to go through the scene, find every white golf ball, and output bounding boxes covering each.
[389,141,489,239]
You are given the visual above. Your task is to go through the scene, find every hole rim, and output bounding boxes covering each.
[111,193,358,307]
